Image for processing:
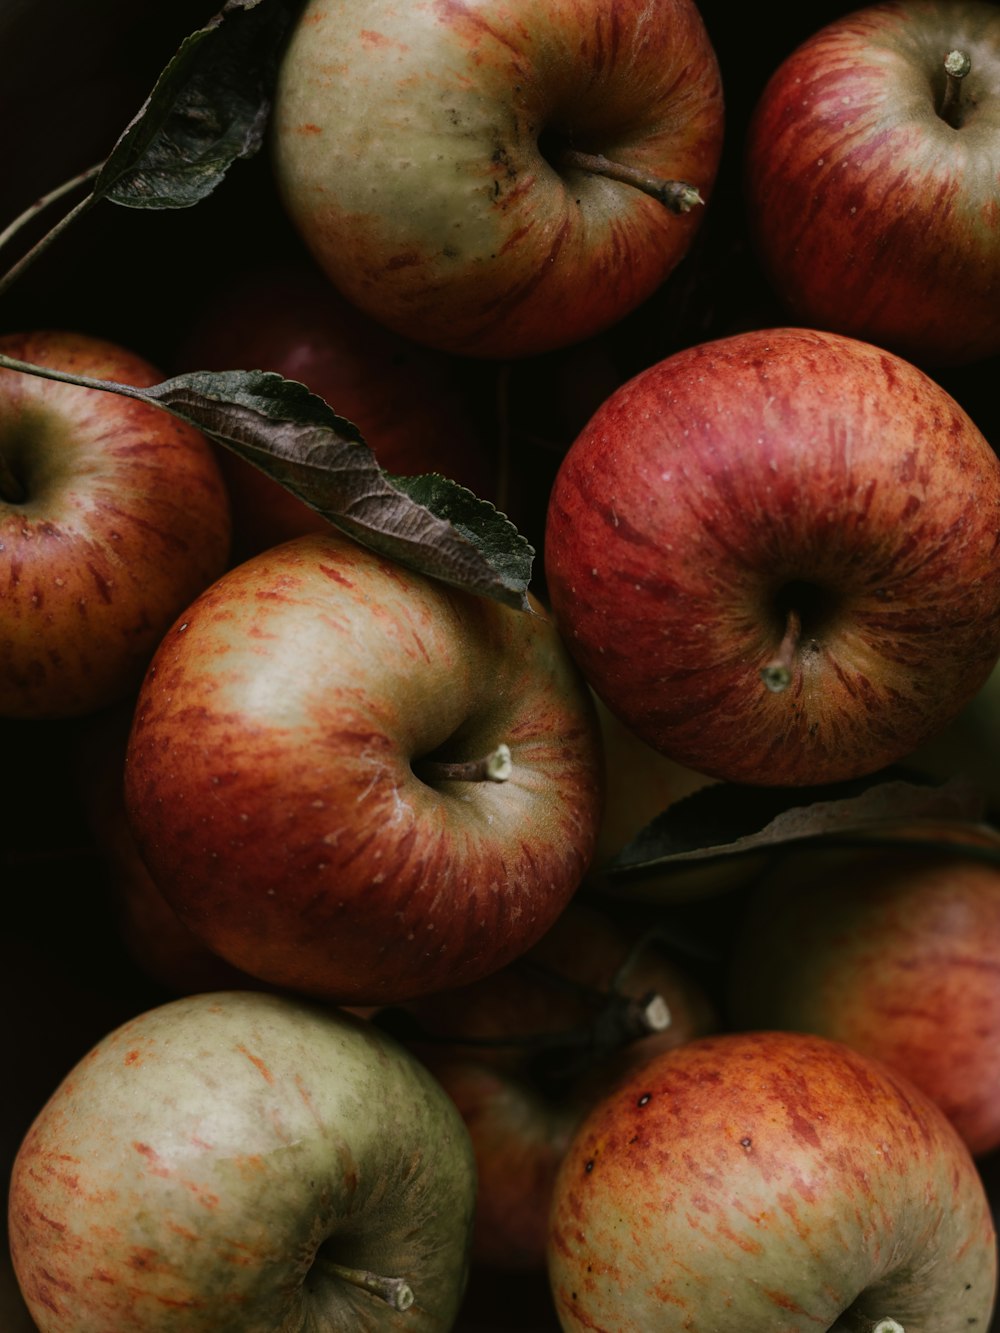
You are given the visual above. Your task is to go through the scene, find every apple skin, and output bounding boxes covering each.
[544,326,1000,786]
[727,825,1000,1157]
[8,989,476,1332]
[548,1028,998,1331]
[174,263,500,559]
[744,0,1000,368]
[401,900,716,1271]
[123,528,604,1005]
[269,0,724,359]
[0,330,230,720]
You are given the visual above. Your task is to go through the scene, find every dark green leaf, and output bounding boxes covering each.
[139,369,534,609]
[94,0,298,209]
[608,771,987,874]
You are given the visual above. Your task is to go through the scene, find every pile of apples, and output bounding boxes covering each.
[3,0,1000,1330]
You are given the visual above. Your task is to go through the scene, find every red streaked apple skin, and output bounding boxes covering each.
[547,1029,997,1332]
[8,990,476,1332]
[270,0,723,359]
[0,330,230,719]
[745,0,1000,367]
[544,326,1000,786]
[729,831,1000,1157]
[123,529,603,1005]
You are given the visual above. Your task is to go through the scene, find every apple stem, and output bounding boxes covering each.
[939,49,971,128]
[760,608,802,693]
[557,148,704,214]
[416,742,512,784]
[322,1259,415,1312]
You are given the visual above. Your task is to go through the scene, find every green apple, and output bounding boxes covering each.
[9,989,477,1331]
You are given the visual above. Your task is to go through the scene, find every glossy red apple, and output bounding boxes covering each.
[728,824,1000,1156]
[402,900,715,1271]
[744,0,1000,367]
[548,1028,998,1331]
[0,330,230,719]
[123,529,604,1005]
[545,326,1000,786]
[174,263,500,559]
[270,0,724,358]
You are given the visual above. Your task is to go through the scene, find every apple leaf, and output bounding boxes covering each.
[92,0,297,210]
[608,772,987,874]
[139,369,535,608]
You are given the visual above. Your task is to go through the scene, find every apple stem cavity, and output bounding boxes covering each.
[0,451,26,505]
[557,149,704,214]
[322,1260,415,1312]
[761,607,802,693]
[940,49,972,128]
[416,742,512,784]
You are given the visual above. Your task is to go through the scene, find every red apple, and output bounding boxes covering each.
[545,326,1000,786]
[123,528,604,1005]
[728,824,1000,1156]
[548,1028,998,1330]
[744,0,1000,367]
[70,702,262,995]
[174,262,501,559]
[402,900,716,1271]
[0,329,230,719]
[269,0,724,358]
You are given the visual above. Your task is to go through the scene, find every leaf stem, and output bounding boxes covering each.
[0,163,103,257]
[0,352,142,401]
[558,149,704,213]
[0,190,99,301]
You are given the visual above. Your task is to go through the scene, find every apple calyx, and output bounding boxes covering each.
[760,608,802,694]
[322,1259,415,1312]
[415,742,513,784]
[557,148,704,214]
[940,49,972,128]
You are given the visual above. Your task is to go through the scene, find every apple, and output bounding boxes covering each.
[0,329,230,720]
[400,900,716,1271]
[8,988,477,1331]
[70,701,263,996]
[544,326,1000,786]
[123,528,604,1005]
[727,824,1000,1157]
[269,0,724,359]
[174,262,501,559]
[744,0,1000,367]
[548,1027,998,1331]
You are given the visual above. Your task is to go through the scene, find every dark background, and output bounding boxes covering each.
[2,1,999,1328]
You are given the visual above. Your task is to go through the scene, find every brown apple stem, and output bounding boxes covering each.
[939,49,971,128]
[0,453,26,505]
[760,608,802,694]
[557,148,704,214]
[416,743,512,784]
[322,1260,415,1312]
